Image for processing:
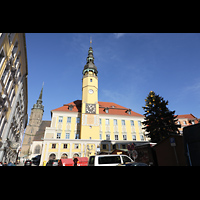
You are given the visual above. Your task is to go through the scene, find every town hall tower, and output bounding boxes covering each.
[80,40,99,139]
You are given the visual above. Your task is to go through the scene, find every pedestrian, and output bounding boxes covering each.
[3,162,7,166]
[74,157,78,166]
[0,162,3,166]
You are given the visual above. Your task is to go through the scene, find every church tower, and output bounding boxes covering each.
[80,40,99,139]
[21,85,44,157]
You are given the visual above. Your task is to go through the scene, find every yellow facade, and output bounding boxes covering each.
[40,43,147,165]
[80,70,99,140]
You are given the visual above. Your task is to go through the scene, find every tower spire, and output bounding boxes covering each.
[32,83,44,111]
[90,36,92,47]
[82,40,98,76]
[39,82,44,100]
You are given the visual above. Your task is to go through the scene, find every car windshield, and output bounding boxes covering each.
[98,156,121,164]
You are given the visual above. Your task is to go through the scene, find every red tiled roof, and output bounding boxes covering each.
[52,100,82,113]
[176,114,199,124]
[52,100,144,117]
[177,114,197,119]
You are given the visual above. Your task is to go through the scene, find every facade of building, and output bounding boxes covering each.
[28,120,51,160]
[40,43,148,165]
[0,33,28,163]
[176,114,199,134]
[21,86,44,158]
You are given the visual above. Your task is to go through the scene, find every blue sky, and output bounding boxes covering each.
[26,33,200,121]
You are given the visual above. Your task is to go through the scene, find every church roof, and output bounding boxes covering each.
[52,100,144,117]
[33,120,51,141]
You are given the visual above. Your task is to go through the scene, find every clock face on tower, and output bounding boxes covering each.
[86,103,96,114]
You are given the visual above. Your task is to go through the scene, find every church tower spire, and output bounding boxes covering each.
[33,83,44,111]
[21,83,44,157]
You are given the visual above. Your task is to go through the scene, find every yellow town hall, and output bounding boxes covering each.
[40,41,148,165]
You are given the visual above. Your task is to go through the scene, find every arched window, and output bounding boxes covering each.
[61,153,68,159]
[49,153,56,160]
[34,145,40,154]
[73,153,79,158]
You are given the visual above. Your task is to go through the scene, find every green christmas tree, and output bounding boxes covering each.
[142,91,180,143]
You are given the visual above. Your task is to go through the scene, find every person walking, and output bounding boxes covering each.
[73,157,78,166]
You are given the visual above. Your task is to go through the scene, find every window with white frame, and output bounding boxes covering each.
[123,134,127,140]
[65,133,70,139]
[67,117,71,123]
[2,64,9,84]
[131,120,134,126]
[132,135,136,141]
[114,119,118,125]
[75,144,79,149]
[115,135,119,140]
[121,120,125,126]
[0,47,5,69]
[58,116,63,123]
[105,119,109,125]
[57,133,61,139]
[140,134,144,141]
[106,134,110,140]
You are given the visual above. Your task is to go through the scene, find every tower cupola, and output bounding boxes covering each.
[82,40,98,76]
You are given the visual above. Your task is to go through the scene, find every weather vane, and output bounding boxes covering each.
[90,36,92,47]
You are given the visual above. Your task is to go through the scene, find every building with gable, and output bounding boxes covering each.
[176,114,199,134]
[40,42,148,165]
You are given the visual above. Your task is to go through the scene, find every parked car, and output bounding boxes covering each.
[46,159,59,166]
[24,160,32,166]
[31,155,41,166]
[117,162,148,166]
[88,154,133,166]
[7,162,16,166]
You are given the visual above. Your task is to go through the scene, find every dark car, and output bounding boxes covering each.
[46,159,59,166]
[32,155,41,166]
[117,162,148,166]
[24,160,32,166]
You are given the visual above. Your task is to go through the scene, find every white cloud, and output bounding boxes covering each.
[185,82,200,93]
[100,89,125,102]
[113,33,126,39]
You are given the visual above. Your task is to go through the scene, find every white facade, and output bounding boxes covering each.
[0,33,28,163]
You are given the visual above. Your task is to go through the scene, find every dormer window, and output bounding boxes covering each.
[68,105,74,111]
[104,107,109,113]
[126,109,132,115]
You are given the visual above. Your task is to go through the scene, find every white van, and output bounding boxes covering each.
[88,154,134,166]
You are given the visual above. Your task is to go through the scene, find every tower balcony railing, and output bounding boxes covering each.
[83,73,98,80]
